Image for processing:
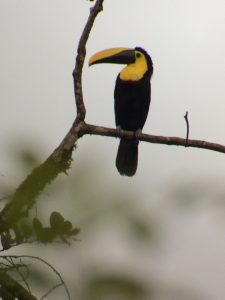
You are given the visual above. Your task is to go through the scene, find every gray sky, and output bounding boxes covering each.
[1,1,225,299]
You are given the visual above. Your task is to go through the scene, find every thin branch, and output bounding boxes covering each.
[184,111,189,146]
[13,259,31,293]
[72,0,104,122]
[49,0,104,163]
[79,122,225,155]
[40,283,63,300]
[1,255,71,300]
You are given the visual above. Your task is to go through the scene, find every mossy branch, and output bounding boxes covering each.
[0,0,104,230]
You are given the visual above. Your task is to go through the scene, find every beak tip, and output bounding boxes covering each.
[88,58,95,67]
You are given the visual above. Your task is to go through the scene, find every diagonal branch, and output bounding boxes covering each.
[72,0,104,123]
[47,0,104,166]
[51,0,104,163]
[0,0,104,239]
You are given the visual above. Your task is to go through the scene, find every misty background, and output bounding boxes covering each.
[1,1,225,299]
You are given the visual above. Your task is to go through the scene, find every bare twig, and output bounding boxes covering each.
[13,259,31,293]
[79,122,225,155]
[72,0,104,122]
[184,111,189,146]
[40,283,63,300]
[1,255,71,300]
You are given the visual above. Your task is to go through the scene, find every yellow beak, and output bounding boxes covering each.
[88,47,136,66]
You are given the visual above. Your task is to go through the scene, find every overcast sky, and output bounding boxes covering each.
[1,1,225,299]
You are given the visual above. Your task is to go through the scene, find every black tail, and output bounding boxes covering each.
[116,138,139,176]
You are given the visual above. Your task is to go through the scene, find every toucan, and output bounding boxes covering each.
[89,47,153,176]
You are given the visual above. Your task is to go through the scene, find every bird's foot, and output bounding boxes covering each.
[134,129,142,139]
[116,125,122,138]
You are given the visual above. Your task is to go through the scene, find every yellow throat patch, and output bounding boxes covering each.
[119,50,148,81]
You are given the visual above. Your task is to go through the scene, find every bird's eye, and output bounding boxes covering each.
[136,52,141,58]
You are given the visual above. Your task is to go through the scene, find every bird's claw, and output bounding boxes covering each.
[116,126,122,138]
[134,129,142,139]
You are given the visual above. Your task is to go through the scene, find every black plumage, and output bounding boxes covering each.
[89,46,153,176]
[114,47,153,176]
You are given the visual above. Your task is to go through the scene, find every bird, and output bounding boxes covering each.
[89,47,153,176]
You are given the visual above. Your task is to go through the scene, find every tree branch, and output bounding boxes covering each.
[1,255,71,300]
[80,123,225,154]
[0,0,104,230]
[72,0,104,123]
[49,0,104,164]
[0,271,37,300]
